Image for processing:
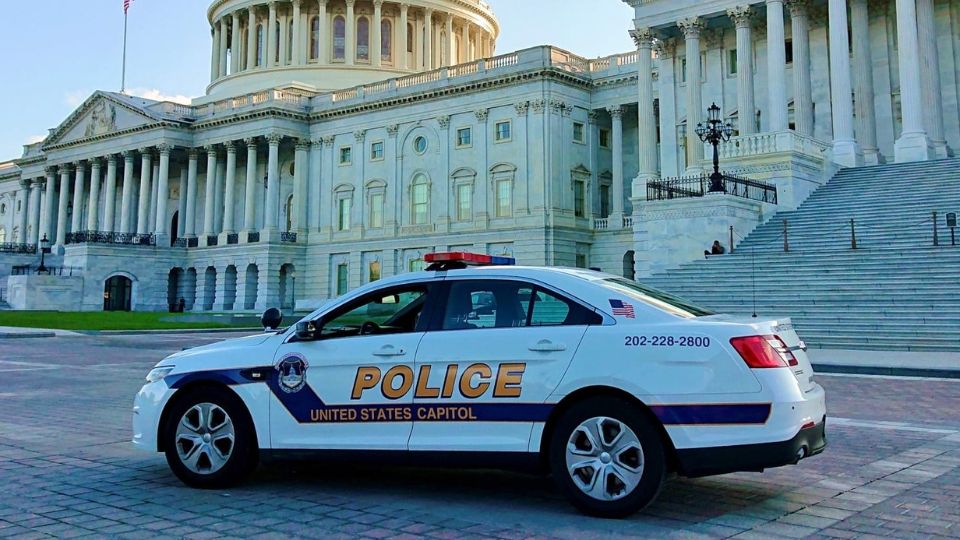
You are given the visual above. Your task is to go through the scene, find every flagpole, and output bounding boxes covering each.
[121,9,128,93]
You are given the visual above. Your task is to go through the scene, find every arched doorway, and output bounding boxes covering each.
[167,268,183,311]
[223,265,238,311]
[202,267,217,311]
[244,264,259,310]
[170,211,180,246]
[623,251,636,281]
[279,263,296,310]
[103,275,133,312]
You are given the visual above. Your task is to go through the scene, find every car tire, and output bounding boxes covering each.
[163,386,258,489]
[548,397,666,518]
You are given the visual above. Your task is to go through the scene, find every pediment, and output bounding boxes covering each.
[44,92,161,148]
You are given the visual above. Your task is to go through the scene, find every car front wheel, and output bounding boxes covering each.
[163,387,258,488]
[549,397,666,518]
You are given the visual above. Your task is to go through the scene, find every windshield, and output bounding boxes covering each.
[599,278,715,319]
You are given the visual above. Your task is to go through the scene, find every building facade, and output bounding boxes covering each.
[1,0,957,312]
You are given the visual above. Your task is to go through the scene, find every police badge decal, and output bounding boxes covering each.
[276,353,309,394]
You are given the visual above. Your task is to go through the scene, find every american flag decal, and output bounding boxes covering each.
[609,299,636,318]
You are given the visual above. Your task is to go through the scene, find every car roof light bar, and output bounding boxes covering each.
[424,252,516,271]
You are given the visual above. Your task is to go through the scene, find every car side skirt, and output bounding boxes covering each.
[261,449,545,473]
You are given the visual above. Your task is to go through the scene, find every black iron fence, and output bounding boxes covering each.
[65,231,157,246]
[647,174,778,205]
[0,243,37,254]
[173,237,201,248]
[11,265,81,276]
[280,232,298,243]
[227,233,239,245]
[206,235,219,247]
[247,232,261,243]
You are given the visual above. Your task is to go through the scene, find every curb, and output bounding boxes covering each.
[0,332,58,339]
[80,328,263,336]
[813,363,960,380]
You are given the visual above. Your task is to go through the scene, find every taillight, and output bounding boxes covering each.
[730,335,799,369]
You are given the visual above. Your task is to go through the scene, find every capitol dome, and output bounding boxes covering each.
[204,0,500,99]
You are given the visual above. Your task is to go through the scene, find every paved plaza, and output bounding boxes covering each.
[1,333,959,539]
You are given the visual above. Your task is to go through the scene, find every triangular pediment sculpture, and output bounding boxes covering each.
[43,91,168,148]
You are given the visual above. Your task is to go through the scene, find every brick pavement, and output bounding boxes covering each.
[0,334,959,539]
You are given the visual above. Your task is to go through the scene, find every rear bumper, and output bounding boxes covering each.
[675,416,827,478]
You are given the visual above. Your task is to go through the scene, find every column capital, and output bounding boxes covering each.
[445,12,453,23]
[224,141,237,153]
[138,147,154,157]
[786,0,811,17]
[514,101,530,117]
[121,150,136,162]
[436,115,451,129]
[386,125,399,138]
[45,166,58,177]
[321,135,337,146]
[373,0,384,6]
[89,157,103,168]
[157,143,172,156]
[58,164,73,174]
[266,133,283,146]
[399,3,409,14]
[20,179,32,189]
[187,148,201,159]
[607,106,624,119]
[765,0,785,4]
[587,110,601,123]
[243,137,258,147]
[677,17,705,38]
[295,139,311,151]
[474,109,489,123]
[106,153,119,164]
[653,37,677,59]
[425,7,434,18]
[73,161,86,172]
[345,0,355,6]
[629,27,656,49]
[727,5,754,28]
[354,129,367,142]
[204,144,218,154]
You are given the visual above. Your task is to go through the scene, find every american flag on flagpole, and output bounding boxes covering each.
[609,299,636,319]
[123,0,134,14]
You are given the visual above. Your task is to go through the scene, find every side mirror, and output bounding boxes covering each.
[294,320,320,340]
[261,308,283,331]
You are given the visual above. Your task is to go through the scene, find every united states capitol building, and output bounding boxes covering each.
[0,0,957,314]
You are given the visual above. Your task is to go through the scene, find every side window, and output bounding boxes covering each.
[442,281,599,331]
[322,286,428,339]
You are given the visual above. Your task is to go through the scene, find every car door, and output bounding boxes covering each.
[409,278,598,452]
[270,282,437,450]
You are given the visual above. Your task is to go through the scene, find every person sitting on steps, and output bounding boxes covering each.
[705,240,726,257]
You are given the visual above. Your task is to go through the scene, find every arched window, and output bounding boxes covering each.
[285,194,294,231]
[407,23,414,53]
[333,15,346,61]
[357,16,370,62]
[411,174,429,225]
[310,16,320,60]
[0,228,6,243]
[275,21,282,63]
[381,19,392,63]
[256,24,265,66]
[288,19,294,62]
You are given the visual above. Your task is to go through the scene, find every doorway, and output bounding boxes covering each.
[103,275,133,312]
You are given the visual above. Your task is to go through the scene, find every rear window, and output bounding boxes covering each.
[599,278,715,319]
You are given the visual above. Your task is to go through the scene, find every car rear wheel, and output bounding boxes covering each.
[163,387,258,488]
[549,397,666,518]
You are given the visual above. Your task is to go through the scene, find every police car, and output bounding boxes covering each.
[133,252,826,517]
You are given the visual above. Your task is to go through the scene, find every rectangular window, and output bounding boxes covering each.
[785,39,794,64]
[573,122,585,144]
[728,49,738,75]
[681,58,687,83]
[574,180,586,218]
[495,120,512,142]
[456,127,472,148]
[368,261,381,282]
[496,179,512,218]
[370,141,384,161]
[412,183,429,225]
[600,184,611,217]
[599,129,610,148]
[339,146,352,165]
[575,254,587,269]
[456,183,472,221]
[336,263,349,295]
[408,258,425,272]
[369,193,384,228]
[338,197,351,231]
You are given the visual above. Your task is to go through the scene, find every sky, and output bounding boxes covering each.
[0,0,634,161]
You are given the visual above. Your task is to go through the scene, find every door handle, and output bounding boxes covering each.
[528,339,566,352]
[373,345,406,357]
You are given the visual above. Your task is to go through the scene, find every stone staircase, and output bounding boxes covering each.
[643,158,960,352]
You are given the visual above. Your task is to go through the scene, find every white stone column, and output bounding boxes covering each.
[728,6,756,135]
[211,23,221,82]
[40,168,56,243]
[460,21,470,63]
[444,13,454,67]
[318,0,329,63]
[373,0,383,67]
[55,165,71,248]
[766,0,788,132]
[177,166,188,238]
[788,0,814,137]
[264,134,282,233]
[28,179,42,245]
[16,180,30,243]
[203,146,218,238]
[916,0,946,157]
[154,145,171,235]
[119,151,135,233]
[86,159,102,231]
[294,140,309,232]
[399,3,409,69]
[267,1,278,67]
[219,18,229,77]
[279,11,289,66]
[292,0,302,65]
[223,142,238,235]
[893,0,932,162]
[307,139,322,231]
[849,0,880,163]
[185,149,199,238]
[136,150,153,234]
[424,8,434,69]
[655,39,680,177]
[247,7,258,69]
[609,106,625,222]
[631,27,659,188]
[828,0,862,167]
[149,161,160,232]
[345,0,356,65]
[244,138,259,232]
[228,14,239,74]
[678,17,704,173]
[102,156,118,233]
[71,162,86,233]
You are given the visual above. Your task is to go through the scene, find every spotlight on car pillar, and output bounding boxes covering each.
[261,308,283,331]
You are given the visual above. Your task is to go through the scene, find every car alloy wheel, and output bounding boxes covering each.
[565,416,645,501]
[174,402,236,475]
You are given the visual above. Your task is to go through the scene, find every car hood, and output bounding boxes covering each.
[160,332,279,365]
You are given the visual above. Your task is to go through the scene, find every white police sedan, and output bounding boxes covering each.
[133,252,826,517]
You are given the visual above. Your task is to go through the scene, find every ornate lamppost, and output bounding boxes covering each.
[37,234,50,274]
[695,102,734,193]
